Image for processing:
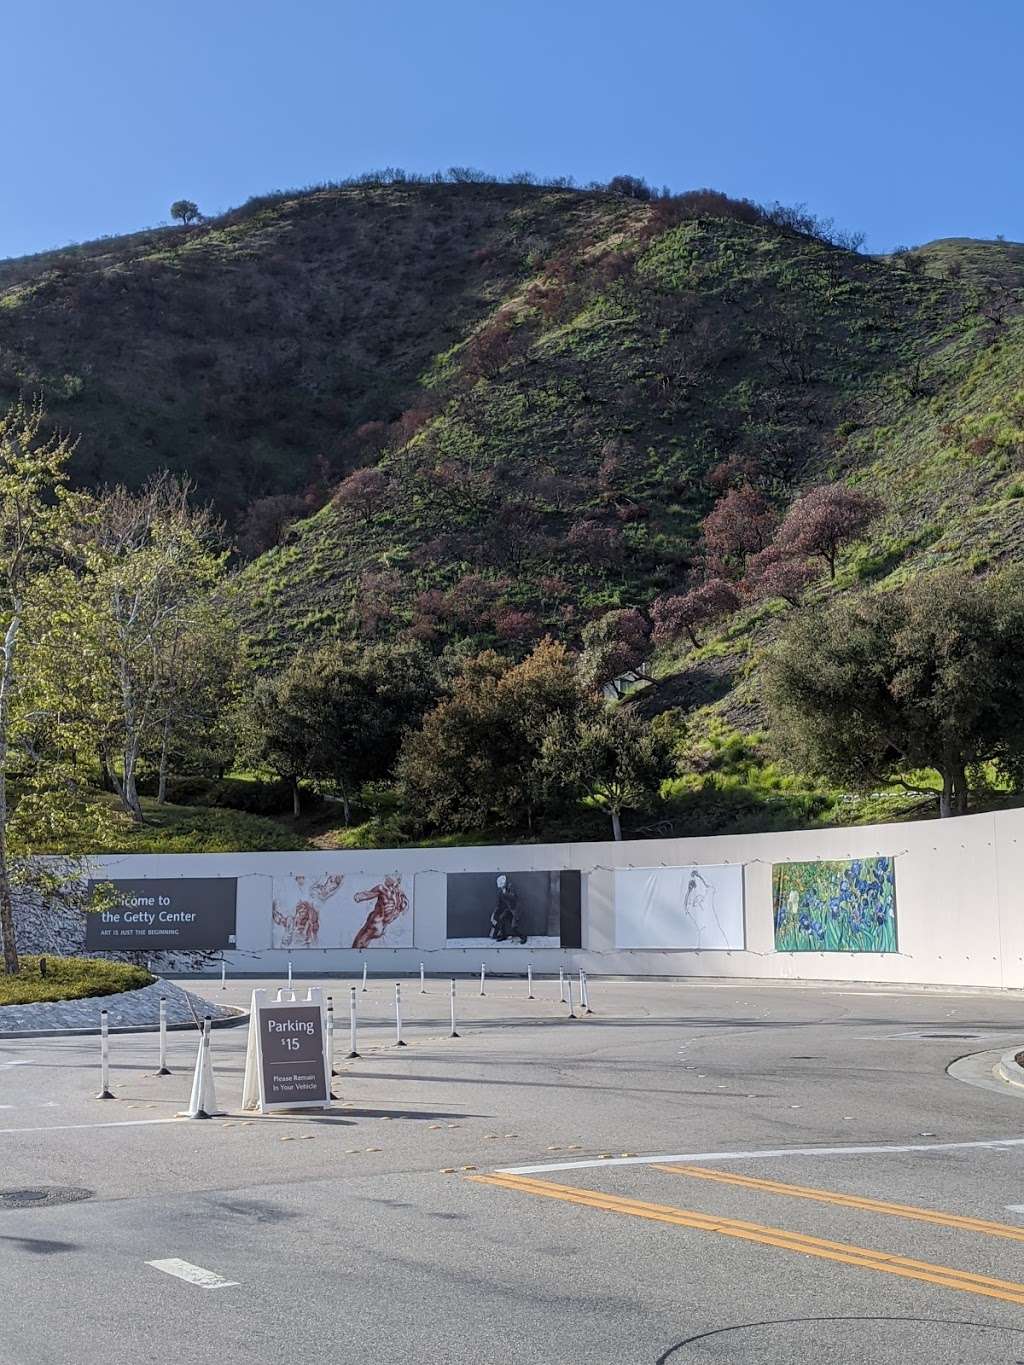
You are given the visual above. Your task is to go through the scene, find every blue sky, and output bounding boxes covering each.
[3,0,1021,259]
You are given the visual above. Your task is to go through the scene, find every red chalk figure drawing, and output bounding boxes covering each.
[272,872,344,948]
[351,876,410,948]
[272,871,413,948]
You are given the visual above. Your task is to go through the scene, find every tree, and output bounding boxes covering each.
[744,547,816,606]
[577,609,651,694]
[700,487,776,575]
[541,707,671,840]
[398,639,594,833]
[243,641,437,822]
[605,174,654,201]
[0,401,118,973]
[651,579,740,647]
[240,674,318,817]
[79,476,227,822]
[764,570,1024,818]
[170,199,200,226]
[332,467,388,514]
[776,485,881,578]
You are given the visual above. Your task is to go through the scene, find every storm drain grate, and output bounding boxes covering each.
[0,1187,93,1210]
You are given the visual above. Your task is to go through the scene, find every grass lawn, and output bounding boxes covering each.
[0,956,154,1007]
[92,796,309,853]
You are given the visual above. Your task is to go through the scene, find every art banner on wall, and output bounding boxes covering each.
[272,872,412,949]
[613,866,745,949]
[773,857,897,952]
[445,870,582,948]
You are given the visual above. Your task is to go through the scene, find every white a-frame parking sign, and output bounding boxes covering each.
[242,987,331,1114]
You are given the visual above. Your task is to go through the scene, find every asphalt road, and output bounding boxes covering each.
[3,974,1024,1364]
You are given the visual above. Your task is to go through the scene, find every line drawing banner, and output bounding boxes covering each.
[613,866,745,949]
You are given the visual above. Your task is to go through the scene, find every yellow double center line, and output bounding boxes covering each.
[654,1163,1024,1242]
[470,1172,1024,1307]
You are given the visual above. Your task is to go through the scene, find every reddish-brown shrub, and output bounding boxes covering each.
[775,485,882,578]
[494,608,540,641]
[566,520,624,566]
[701,487,777,572]
[651,579,740,647]
[333,466,388,514]
[744,547,816,606]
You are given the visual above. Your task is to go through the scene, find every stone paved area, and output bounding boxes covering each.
[0,978,242,1035]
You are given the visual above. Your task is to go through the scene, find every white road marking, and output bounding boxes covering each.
[146,1258,239,1290]
[0,1060,33,1071]
[499,1135,1024,1175]
[1006,1204,1024,1214]
[0,1118,183,1136]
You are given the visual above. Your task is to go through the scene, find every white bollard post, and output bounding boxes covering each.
[420,962,426,994]
[183,1017,219,1119]
[559,967,566,1004]
[348,985,360,1058]
[361,961,368,992]
[527,963,534,999]
[449,979,459,1038]
[479,962,486,996]
[581,969,593,1014]
[394,983,407,1047]
[157,996,170,1075]
[566,974,577,1021]
[220,960,226,991]
[97,1010,114,1099]
[287,959,293,989]
[326,994,335,1081]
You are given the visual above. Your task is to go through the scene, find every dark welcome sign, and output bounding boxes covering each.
[85,878,237,951]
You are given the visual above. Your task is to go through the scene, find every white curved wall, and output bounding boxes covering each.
[82,805,1024,990]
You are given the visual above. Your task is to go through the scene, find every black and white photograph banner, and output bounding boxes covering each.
[613,865,744,949]
[445,870,582,948]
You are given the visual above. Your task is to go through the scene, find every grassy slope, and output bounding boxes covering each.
[239,209,992,662]
[0,184,634,517]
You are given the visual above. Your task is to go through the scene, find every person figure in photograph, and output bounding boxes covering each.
[490,874,527,943]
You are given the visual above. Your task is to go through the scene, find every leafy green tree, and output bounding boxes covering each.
[577,609,651,695]
[78,475,228,822]
[0,401,118,972]
[398,639,593,833]
[242,641,437,822]
[170,199,200,226]
[765,570,1024,817]
[541,707,672,840]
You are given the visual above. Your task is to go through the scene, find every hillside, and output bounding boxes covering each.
[231,195,1024,678]
[0,182,640,520]
[5,180,1024,845]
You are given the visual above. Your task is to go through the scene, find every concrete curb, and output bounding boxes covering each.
[996,1048,1024,1090]
[0,1009,249,1040]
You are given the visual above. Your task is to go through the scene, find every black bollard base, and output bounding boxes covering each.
[96,1089,114,1100]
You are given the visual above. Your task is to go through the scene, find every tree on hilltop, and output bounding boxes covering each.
[170,199,200,226]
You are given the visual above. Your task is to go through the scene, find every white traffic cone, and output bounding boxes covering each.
[180,1018,222,1119]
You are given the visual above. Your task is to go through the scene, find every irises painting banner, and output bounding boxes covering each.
[772,857,897,953]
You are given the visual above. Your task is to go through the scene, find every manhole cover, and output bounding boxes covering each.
[0,1186,93,1210]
